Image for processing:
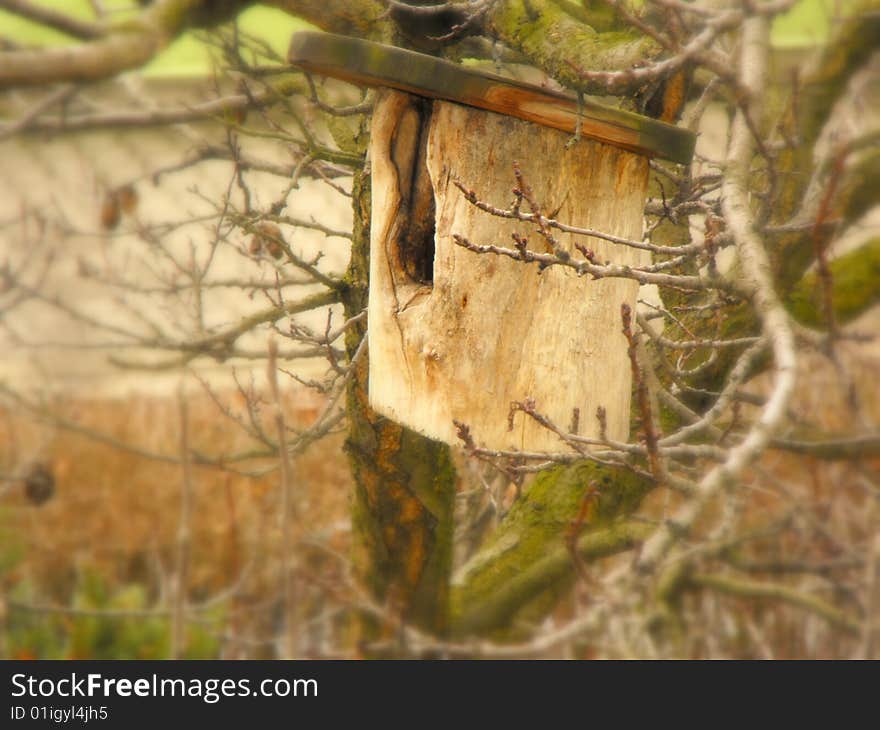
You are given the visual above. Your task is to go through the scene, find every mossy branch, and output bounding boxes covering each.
[452,519,650,638]
[771,432,880,460]
[673,233,880,404]
[450,461,653,637]
[0,0,248,87]
[772,1,880,286]
[787,1,880,152]
[787,236,880,327]
[267,0,387,40]
[688,573,861,635]
[0,0,395,88]
[485,0,660,95]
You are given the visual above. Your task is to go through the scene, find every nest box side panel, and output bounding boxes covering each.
[368,89,649,452]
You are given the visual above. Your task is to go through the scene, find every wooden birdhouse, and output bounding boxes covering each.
[289,33,695,453]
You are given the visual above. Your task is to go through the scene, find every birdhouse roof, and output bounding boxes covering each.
[288,32,695,165]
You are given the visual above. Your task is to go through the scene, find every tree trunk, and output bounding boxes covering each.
[343,167,457,639]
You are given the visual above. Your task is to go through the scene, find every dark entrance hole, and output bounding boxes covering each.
[392,97,436,286]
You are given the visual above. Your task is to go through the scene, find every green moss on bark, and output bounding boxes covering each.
[772,1,880,287]
[343,169,457,636]
[266,0,388,40]
[486,0,658,94]
[450,462,652,637]
[787,237,880,327]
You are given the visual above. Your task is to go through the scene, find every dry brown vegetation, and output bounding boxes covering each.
[0,388,353,659]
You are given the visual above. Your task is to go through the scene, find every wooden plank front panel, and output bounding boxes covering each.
[368,90,649,452]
